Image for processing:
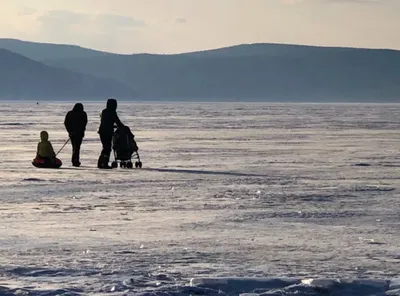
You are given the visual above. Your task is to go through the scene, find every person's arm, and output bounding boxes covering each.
[64,113,72,135]
[64,112,74,137]
[114,111,124,128]
[48,142,56,159]
[35,143,40,159]
[83,112,88,130]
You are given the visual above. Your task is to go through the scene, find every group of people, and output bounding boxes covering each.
[35,98,125,169]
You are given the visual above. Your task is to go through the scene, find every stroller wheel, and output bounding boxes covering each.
[138,161,142,168]
[127,162,133,169]
[120,162,124,168]
[135,162,139,168]
[111,161,118,168]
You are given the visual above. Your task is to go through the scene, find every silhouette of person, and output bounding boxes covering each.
[97,98,124,169]
[64,103,88,167]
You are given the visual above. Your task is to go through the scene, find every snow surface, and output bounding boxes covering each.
[0,101,399,295]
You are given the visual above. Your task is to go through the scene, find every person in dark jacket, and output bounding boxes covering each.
[64,103,88,167]
[97,98,124,169]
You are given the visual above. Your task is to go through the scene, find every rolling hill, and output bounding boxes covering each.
[0,48,134,100]
[0,38,112,61]
[1,39,400,101]
[44,47,400,101]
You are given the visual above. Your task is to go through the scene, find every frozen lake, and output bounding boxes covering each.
[0,102,399,295]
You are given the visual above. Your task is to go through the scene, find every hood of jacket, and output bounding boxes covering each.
[106,98,117,111]
[73,103,84,112]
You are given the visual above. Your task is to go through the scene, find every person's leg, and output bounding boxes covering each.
[42,157,53,167]
[70,136,77,164]
[72,136,83,166]
[98,133,112,168]
[76,136,83,164]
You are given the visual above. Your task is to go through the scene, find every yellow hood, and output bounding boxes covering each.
[40,131,49,142]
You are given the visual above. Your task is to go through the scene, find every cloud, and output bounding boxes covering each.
[37,10,88,25]
[95,14,146,28]
[33,10,147,52]
[280,0,306,4]
[280,0,382,3]
[175,18,187,24]
[326,0,381,3]
[18,7,37,16]
[37,10,146,29]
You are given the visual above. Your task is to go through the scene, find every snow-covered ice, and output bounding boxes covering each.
[0,101,399,295]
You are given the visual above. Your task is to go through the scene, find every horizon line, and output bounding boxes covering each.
[1,37,399,56]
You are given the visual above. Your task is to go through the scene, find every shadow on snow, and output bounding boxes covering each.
[143,167,267,177]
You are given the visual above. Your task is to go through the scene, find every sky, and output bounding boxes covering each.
[0,0,399,54]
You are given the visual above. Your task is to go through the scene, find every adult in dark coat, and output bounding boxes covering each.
[97,98,124,169]
[64,103,88,167]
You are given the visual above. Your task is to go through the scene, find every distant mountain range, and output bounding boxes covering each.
[0,48,133,99]
[0,38,399,101]
[0,38,111,61]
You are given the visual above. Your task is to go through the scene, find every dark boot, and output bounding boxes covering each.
[97,158,103,169]
[97,162,112,169]
[102,162,112,169]
[98,154,111,169]
[72,161,81,167]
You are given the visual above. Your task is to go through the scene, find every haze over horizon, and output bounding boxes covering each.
[0,0,399,54]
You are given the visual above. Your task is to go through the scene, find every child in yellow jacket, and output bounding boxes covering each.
[35,131,56,164]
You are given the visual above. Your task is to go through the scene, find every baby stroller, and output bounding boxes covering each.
[111,125,142,169]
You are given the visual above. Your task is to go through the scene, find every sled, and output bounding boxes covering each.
[32,158,62,169]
